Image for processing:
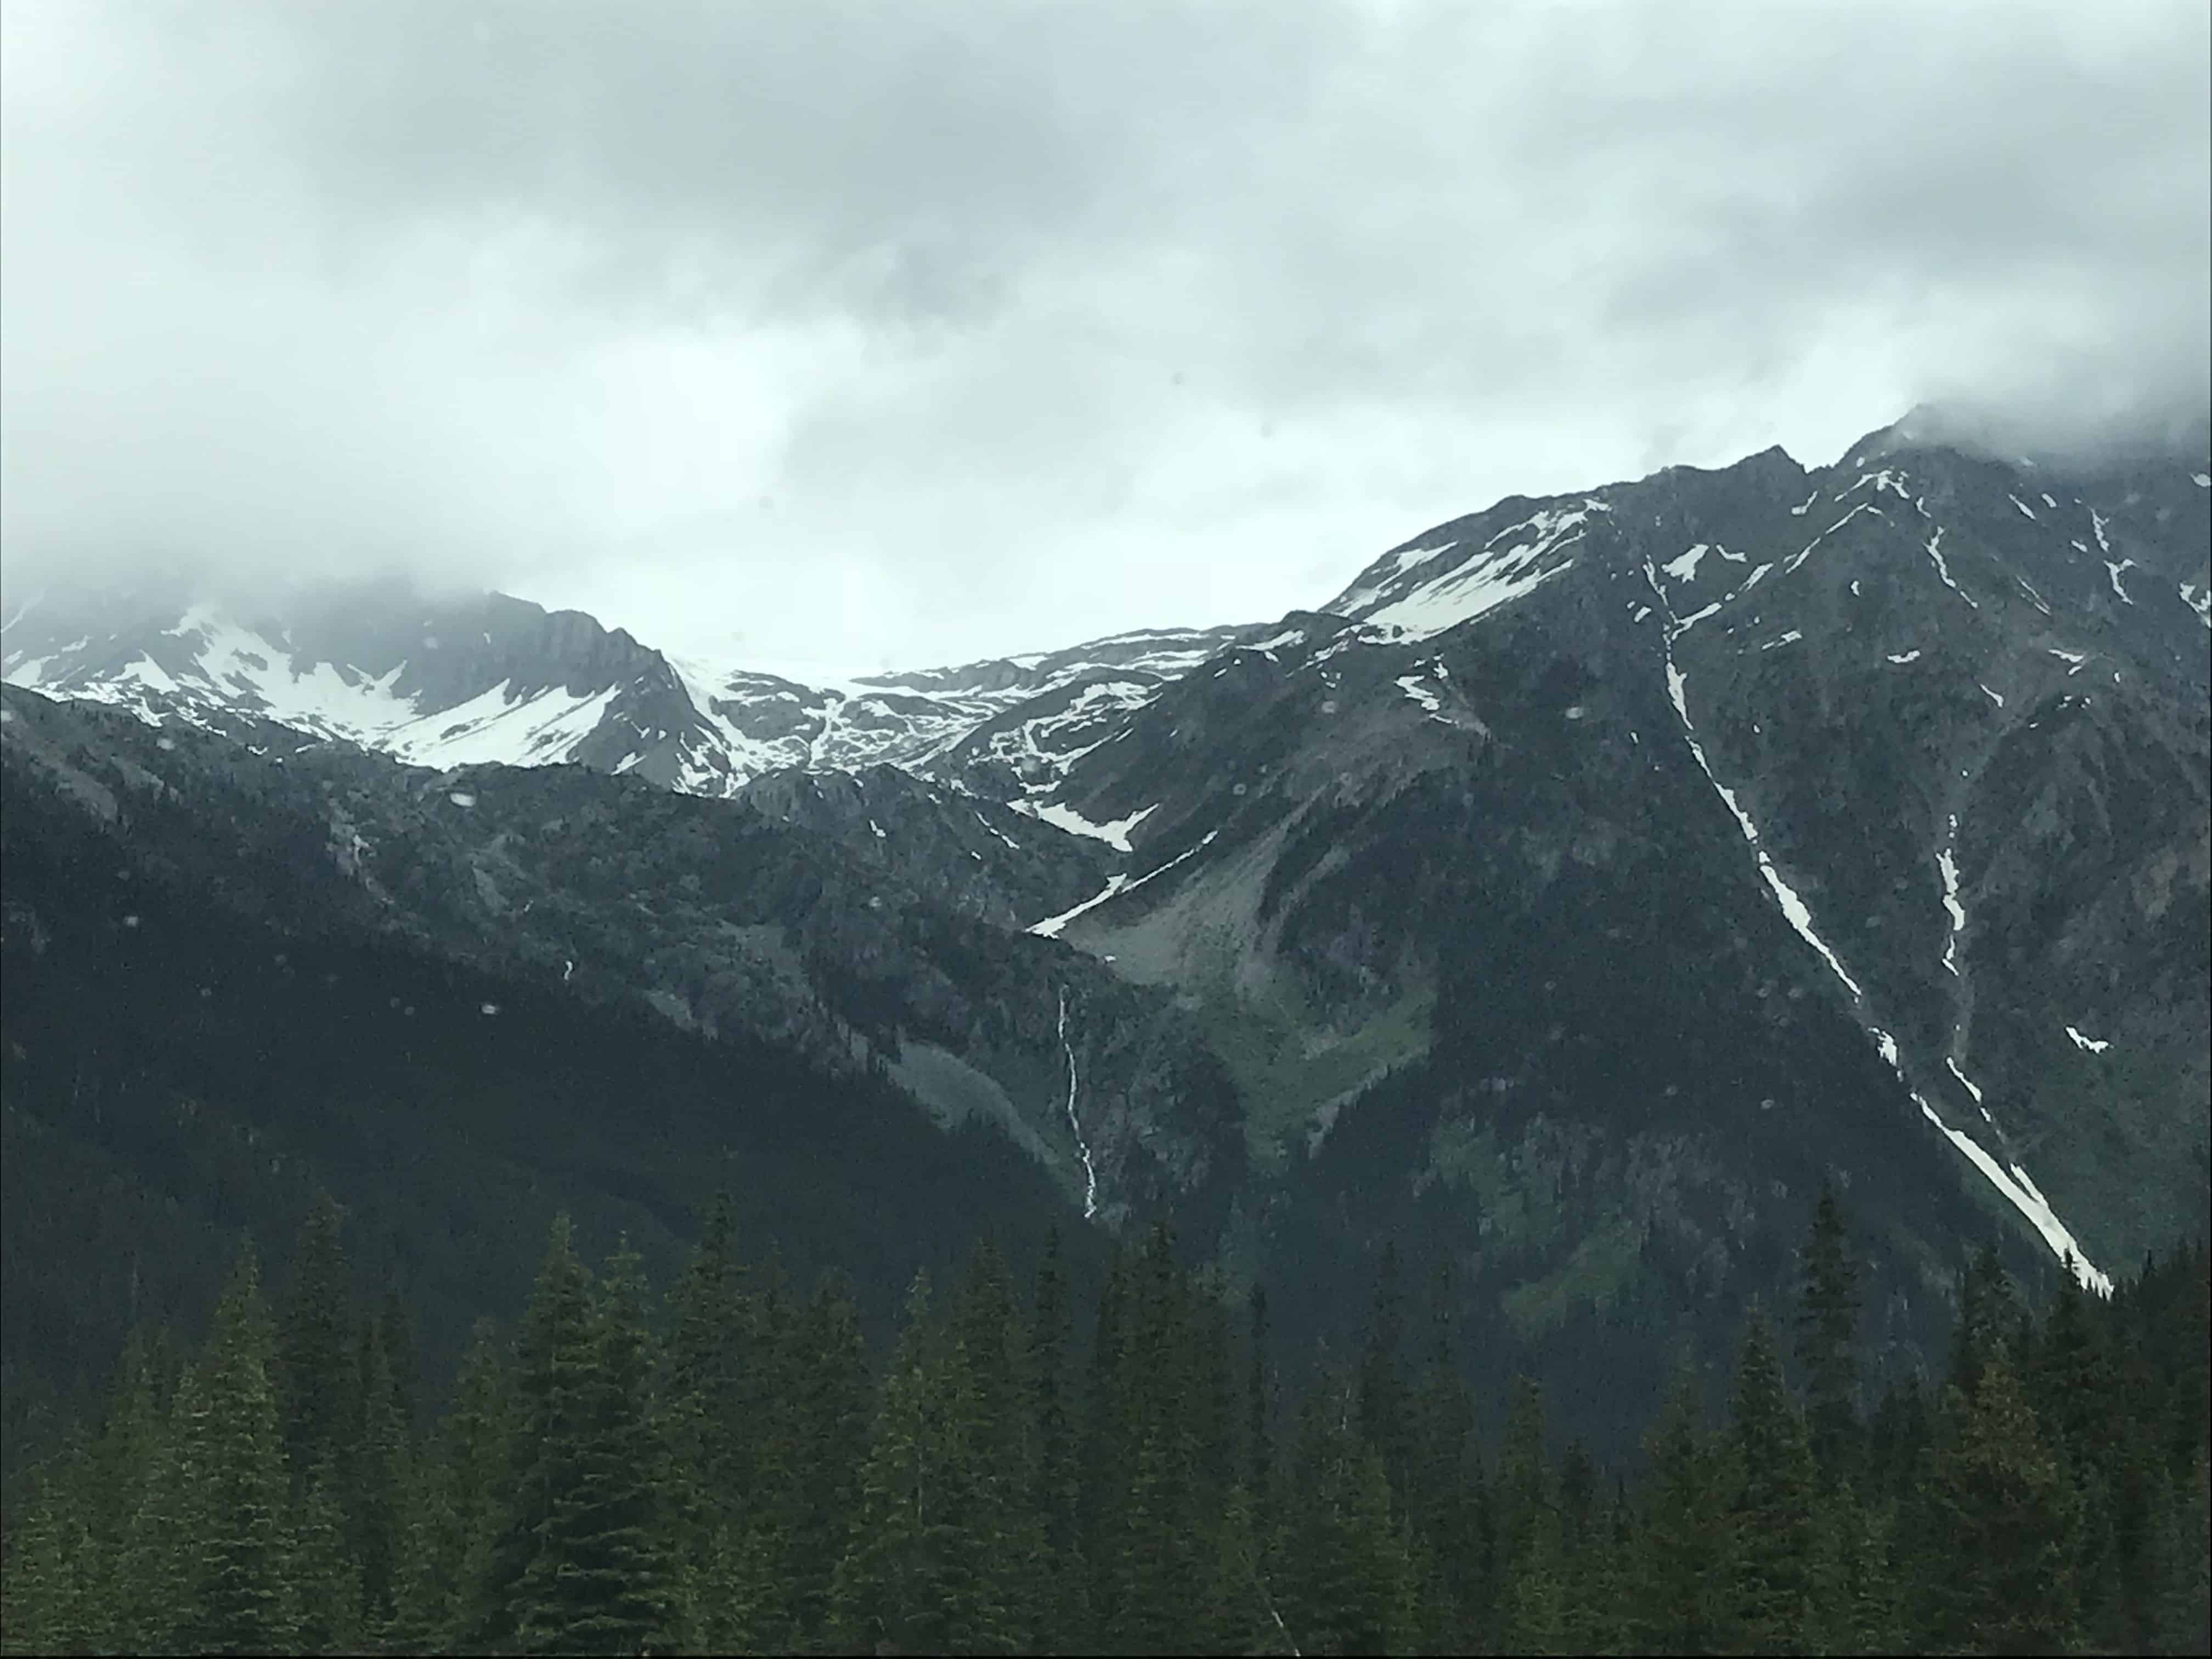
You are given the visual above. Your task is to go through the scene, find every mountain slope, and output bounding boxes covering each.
[4,416,2204,1463]
[1031,428,2209,1301]
[0,694,1120,1475]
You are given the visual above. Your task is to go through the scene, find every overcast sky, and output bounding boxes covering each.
[3,1,2206,678]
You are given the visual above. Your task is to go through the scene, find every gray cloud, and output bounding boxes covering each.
[3,0,2204,676]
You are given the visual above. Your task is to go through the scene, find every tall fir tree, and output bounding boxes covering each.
[1948,1242,2015,1402]
[514,1237,678,1656]
[401,1317,510,1651]
[1029,1232,1092,1651]
[1246,1281,1275,1517]
[351,1318,410,1632]
[1795,1187,1861,1488]
[277,1197,359,1493]
[1276,1380,1416,1656]
[1496,1376,1568,1655]
[2148,1444,2210,1656]
[1909,1352,2081,1652]
[289,1458,364,1655]
[462,1214,595,1650]
[1629,1368,1741,1656]
[773,1271,872,1646]
[1729,1311,1818,1651]
[1358,1243,1410,1494]
[178,1244,301,1656]
[2,1438,96,1655]
[830,1271,1018,1654]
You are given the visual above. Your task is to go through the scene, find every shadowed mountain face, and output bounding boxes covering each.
[1042,429,2208,1308]
[4,417,2205,1455]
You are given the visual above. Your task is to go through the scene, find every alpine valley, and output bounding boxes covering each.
[5,414,2208,1469]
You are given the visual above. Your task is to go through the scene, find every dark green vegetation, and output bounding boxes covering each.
[0,703,1115,1486]
[4,1197,2206,1655]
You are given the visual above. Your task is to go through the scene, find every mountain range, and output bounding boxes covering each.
[5,412,2207,1457]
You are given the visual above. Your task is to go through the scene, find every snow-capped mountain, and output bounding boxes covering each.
[0,582,1260,803]
[673,622,1265,796]
[4,415,2206,1367]
[0,583,725,782]
[1020,421,2209,1299]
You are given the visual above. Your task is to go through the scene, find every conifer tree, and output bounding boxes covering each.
[115,1366,200,1655]
[179,1244,301,1656]
[1795,1187,1861,1487]
[1864,1373,1931,1504]
[1629,1368,1741,1655]
[514,1237,677,1656]
[351,1321,410,1630]
[773,1272,872,1646]
[417,1317,512,1651]
[1729,1311,1818,1650]
[664,1192,744,1504]
[67,1329,166,1646]
[278,1197,358,1489]
[695,1517,792,1655]
[375,1288,420,1435]
[1802,1482,1901,1654]
[290,1459,364,1655]
[385,1453,467,1655]
[1404,1267,1479,1647]
[1496,1376,1568,1654]
[831,1271,1017,1654]
[1099,1226,1209,1649]
[2149,1445,2210,1656]
[1358,1243,1410,1491]
[1030,1232,1091,1650]
[1246,1281,1274,1515]
[464,1215,594,1650]
[2,1440,96,1655]
[1949,1242,2015,1402]
[1277,1378,1416,1656]
[1201,1483,1295,1655]
[1909,1352,2081,1651]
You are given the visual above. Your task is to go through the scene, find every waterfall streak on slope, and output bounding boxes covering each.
[1057,990,1099,1221]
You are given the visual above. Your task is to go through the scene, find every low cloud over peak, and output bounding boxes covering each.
[4,1,2204,674]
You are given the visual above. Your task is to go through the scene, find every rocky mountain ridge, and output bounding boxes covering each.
[4,416,2206,1426]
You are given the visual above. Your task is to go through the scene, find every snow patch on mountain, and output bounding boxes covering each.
[1016,799,1157,852]
[1331,503,1596,644]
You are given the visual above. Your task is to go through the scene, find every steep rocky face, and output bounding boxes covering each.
[732,764,1114,932]
[1036,430,2209,1299]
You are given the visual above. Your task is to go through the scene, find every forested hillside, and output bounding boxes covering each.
[3,1194,2204,1655]
[0,744,1107,1488]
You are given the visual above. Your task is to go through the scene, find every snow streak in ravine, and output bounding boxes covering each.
[1640,562,2110,1295]
[1057,990,1099,1221]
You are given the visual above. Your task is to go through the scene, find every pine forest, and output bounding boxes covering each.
[1,1192,2205,1656]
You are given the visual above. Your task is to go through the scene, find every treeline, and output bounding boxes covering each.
[3,1194,2207,1655]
